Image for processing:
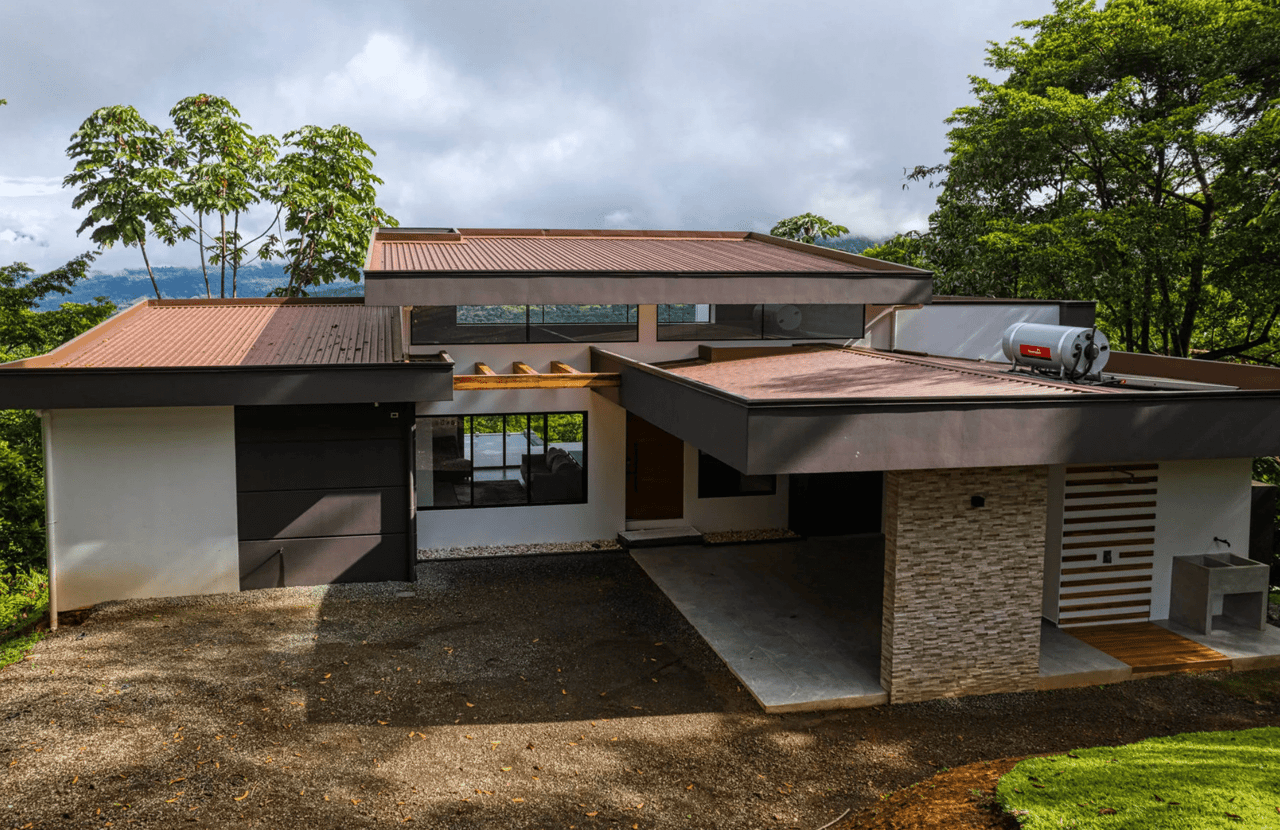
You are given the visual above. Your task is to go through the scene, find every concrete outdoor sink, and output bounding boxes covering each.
[1170,553,1269,634]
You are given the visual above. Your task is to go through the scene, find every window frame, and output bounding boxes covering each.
[656,304,866,342]
[416,410,589,511]
[410,305,639,345]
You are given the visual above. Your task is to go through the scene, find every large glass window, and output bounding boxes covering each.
[657,304,865,342]
[411,305,637,345]
[416,412,587,509]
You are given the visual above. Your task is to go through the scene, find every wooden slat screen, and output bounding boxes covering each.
[1057,464,1158,627]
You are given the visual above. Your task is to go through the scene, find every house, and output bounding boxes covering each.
[4,226,1279,710]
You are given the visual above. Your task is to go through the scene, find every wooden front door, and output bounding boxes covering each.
[625,413,684,521]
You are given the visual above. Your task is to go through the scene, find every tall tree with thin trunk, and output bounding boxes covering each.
[63,107,184,300]
[169,95,277,298]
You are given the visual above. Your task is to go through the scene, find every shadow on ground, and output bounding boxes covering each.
[0,551,1277,829]
[306,552,750,726]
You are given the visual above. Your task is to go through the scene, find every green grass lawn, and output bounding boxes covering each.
[0,567,48,669]
[998,727,1280,828]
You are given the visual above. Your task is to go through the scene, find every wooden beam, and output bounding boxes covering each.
[512,361,538,375]
[453,373,621,390]
[475,362,496,375]
[550,361,581,374]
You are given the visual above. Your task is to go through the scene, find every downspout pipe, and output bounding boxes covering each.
[38,411,57,631]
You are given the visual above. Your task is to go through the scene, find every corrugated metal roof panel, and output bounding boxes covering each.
[371,235,865,273]
[666,348,1099,400]
[43,301,401,368]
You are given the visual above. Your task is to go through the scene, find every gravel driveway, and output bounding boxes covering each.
[1,551,1277,829]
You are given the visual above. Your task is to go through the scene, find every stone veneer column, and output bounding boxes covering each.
[880,466,1048,703]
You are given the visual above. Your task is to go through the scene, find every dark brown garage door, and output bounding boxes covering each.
[235,403,415,590]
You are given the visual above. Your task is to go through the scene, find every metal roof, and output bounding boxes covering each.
[661,346,1104,401]
[9,299,402,369]
[365,228,924,274]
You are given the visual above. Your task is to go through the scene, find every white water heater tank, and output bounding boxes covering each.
[1001,323,1110,377]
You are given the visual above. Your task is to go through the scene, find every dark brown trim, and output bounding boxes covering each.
[364,271,933,307]
[592,346,1280,475]
[0,362,454,409]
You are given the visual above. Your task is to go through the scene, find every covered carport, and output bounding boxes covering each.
[592,343,1280,708]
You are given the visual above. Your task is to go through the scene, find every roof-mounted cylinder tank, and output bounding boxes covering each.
[1002,322,1110,379]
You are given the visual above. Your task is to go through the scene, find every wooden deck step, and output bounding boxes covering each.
[1068,622,1231,674]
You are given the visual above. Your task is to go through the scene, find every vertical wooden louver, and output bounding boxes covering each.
[1056,464,1158,627]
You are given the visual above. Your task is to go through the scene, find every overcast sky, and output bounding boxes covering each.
[0,0,1050,274]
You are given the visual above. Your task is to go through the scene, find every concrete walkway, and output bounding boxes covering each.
[632,537,887,712]
[1156,617,1280,671]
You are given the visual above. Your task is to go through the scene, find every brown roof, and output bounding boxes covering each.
[662,346,1108,400]
[11,299,402,369]
[365,228,921,274]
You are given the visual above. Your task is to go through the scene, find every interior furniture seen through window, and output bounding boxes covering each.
[416,412,587,509]
[656,304,865,341]
[410,305,638,344]
[698,451,777,498]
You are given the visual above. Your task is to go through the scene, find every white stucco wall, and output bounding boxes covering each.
[682,443,789,532]
[1151,458,1253,620]
[893,304,1060,361]
[415,389,627,548]
[44,407,240,612]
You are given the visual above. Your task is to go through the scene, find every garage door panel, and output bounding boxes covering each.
[235,438,406,492]
[235,403,411,443]
[238,535,411,588]
[238,487,409,541]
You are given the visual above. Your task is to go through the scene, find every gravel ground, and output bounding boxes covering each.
[1,551,1277,829]
[418,540,622,561]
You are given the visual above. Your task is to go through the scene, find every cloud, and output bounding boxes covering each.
[0,0,1052,272]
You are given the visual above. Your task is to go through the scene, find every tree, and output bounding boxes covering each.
[0,254,115,569]
[63,106,185,300]
[66,97,398,300]
[263,125,398,297]
[867,0,1280,359]
[770,213,850,245]
[169,94,278,299]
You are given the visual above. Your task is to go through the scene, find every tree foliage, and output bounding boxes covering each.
[770,213,850,245]
[264,125,397,297]
[0,255,116,569]
[63,107,181,300]
[867,0,1280,359]
[65,96,397,300]
[169,94,277,299]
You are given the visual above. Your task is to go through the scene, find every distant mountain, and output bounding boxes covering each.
[39,262,363,311]
[815,235,887,255]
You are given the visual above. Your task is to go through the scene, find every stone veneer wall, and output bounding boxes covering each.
[881,466,1048,703]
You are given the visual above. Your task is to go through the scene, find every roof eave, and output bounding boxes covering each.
[0,361,455,410]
